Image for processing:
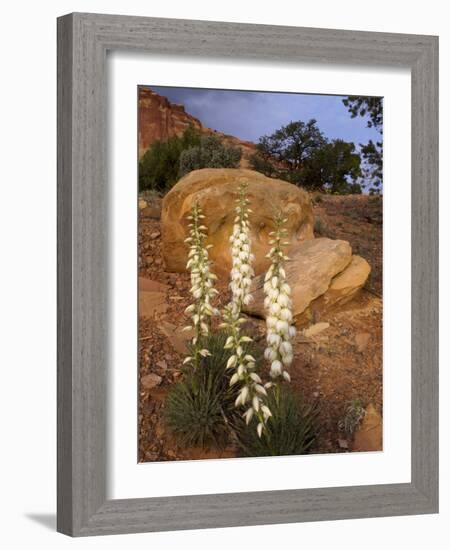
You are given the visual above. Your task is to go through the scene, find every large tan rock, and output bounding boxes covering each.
[326,255,371,304]
[161,168,314,277]
[244,238,352,318]
[304,255,371,321]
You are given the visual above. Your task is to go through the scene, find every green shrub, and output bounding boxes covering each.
[179,136,242,177]
[249,153,277,177]
[139,129,243,193]
[139,126,201,192]
[237,387,318,457]
[165,330,262,448]
[338,399,365,436]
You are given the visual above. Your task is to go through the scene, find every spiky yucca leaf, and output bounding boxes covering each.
[165,330,262,449]
[237,387,318,457]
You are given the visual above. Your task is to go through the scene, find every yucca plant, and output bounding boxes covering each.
[165,331,263,448]
[236,387,318,457]
[164,369,230,448]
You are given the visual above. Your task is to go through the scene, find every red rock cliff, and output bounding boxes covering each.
[138,87,257,167]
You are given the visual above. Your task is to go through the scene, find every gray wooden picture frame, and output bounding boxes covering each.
[57,12,439,537]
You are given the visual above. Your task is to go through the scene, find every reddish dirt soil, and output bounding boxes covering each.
[138,194,383,462]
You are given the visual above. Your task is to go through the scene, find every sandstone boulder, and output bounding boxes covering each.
[322,255,371,307]
[243,238,352,318]
[303,255,371,322]
[161,168,314,278]
[352,404,382,452]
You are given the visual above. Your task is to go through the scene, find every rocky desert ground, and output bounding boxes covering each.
[138,171,383,462]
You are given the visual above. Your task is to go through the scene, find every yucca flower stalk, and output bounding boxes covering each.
[222,183,271,437]
[183,202,219,370]
[264,212,296,384]
[229,182,255,313]
[220,304,272,438]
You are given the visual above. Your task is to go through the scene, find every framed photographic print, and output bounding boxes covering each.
[57,13,438,536]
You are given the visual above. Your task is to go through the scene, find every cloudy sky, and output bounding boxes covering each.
[150,86,381,146]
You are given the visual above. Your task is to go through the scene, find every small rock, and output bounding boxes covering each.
[139,198,148,210]
[158,321,194,354]
[150,231,161,240]
[156,359,168,371]
[338,438,349,449]
[141,373,162,390]
[141,203,162,220]
[139,291,167,318]
[312,391,319,398]
[155,423,165,439]
[355,332,371,352]
[304,322,330,338]
[139,277,168,292]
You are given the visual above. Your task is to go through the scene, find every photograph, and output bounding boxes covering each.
[137,85,383,462]
[0,1,442,543]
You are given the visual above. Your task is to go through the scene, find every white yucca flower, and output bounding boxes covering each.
[221,182,271,437]
[263,212,296,383]
[183,202,218,370]
[221,304,271,437]
[228,182,255,313]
